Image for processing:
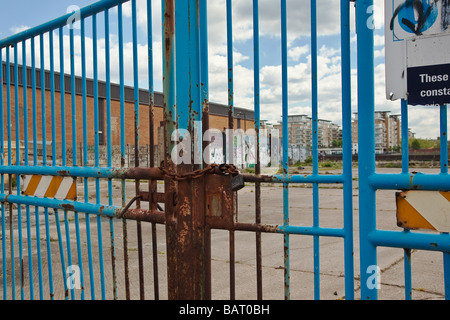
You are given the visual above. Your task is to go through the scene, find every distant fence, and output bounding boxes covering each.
[324,151,448,162]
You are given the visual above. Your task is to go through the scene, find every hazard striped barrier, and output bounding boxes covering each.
[396,190,450,233]
[21,175,77,200]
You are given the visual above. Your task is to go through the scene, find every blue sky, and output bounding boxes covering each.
[0,1,94,38]
[0,0,444,139]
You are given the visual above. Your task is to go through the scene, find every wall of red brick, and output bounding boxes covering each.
[2,84,253,149]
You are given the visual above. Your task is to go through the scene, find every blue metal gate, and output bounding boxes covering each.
[356,0,450,300]
[0,0,447,301]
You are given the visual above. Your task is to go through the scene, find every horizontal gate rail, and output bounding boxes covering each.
[0,165,164,180]
[0,0,129,49]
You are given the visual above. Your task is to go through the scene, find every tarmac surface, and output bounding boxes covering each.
[0,166,447,300]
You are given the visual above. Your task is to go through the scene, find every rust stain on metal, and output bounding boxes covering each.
[233,222,279,233]
[178,196,190,218]
[242,174,274,183]
[116,167,164,180]
[120,208,166,224]
[61,204,75,211]
[57,170,70,176]
[163,0,175,62]
[205,174,236,230]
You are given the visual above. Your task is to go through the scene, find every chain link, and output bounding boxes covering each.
[159,163,240,181]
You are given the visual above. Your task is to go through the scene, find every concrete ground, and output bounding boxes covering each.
[0,166,447,300]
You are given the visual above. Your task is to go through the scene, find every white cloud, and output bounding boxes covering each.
[374,34,384,47]
[10,25,30,35]
[288,45,309,61]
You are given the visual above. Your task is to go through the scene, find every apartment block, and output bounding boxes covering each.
[275,115,342,149]
[352,111,401,154]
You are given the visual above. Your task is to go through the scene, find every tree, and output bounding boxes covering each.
[411,139,421,150]
[332,139,343,148]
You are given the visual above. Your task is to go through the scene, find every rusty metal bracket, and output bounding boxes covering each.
[117,195,142,219]
[160,163,240,180]
[117,164,242,225]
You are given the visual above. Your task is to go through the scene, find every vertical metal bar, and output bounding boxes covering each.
[14,43,25,301]
[175,0,198,132]
[253,0,262,301]
[147,0,160,300]
[280,0,290,301]
[54,208,68,299]
[81,17,95,300]
[165,0,206,299]
[200,0,211,300]
[200,0,208,110]
[49,32,57,167]
[0,48,6,300]
[6,47,15,301]
[23,38,35,300]
[70,25,85,301]
[310,0,320,300]
[40,32,54,300]
[162,0,176,161]
[40,34,47,167]
[105,10,112,169]
[92,13,106,300]
[104,8,118,300]
[440,104,450,300]
[227,0,234,164]
[31,39,37,169]
[340,0,354,300]
[70,28,77,168]
[444,249,450,300]
[226,0,236,300]
[131,0,145,300]
[59,26,75,301]
[6,48,11,170]
[31,37,44,300]
[117,2,130,300]
[401,100,409,174]
[59,27,66,166]
[356,0,377,300]
[64,208,75,300]
[73,209,85,299]
[22,41,28,166]
[404,248,412,300]
[440,105,448,174]
[8,176,14,300]
[401,98,413,299]
[50,30,69,300]
[162,0,177,299]
[44,208,54,300]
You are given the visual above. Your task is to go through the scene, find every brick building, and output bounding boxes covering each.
[1,62,254,163]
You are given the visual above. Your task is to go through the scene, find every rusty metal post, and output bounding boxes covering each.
[200,0,212,300]
[162,0,208,300]
[147,0,160,300]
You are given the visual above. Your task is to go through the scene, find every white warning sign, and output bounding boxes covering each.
[385,0,450,105]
